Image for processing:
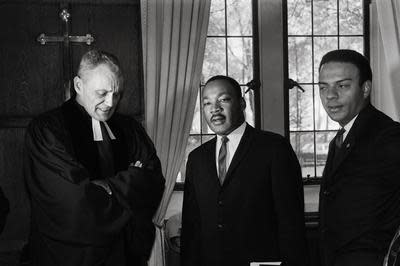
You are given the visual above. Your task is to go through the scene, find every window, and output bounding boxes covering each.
[287,0,367,183]
[176,0,257,184]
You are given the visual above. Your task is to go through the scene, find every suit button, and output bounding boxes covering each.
[217,224,223,229]
[323,190,330,196]
[218,200,223,206]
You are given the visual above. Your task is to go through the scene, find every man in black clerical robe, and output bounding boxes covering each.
[24,50,165,266]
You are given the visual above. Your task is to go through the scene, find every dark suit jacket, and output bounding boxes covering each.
[181,124,308,266]
[319,104,400,266]
[24,99,165,266]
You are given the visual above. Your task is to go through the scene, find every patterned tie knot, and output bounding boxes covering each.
[335,127,346,148]
[221,136,229,144]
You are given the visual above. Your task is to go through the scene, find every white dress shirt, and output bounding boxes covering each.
[215,122,247,173]
[342,115,358,142]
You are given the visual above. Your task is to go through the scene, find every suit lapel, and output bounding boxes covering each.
[222,124,254,187]
[323,104,375,184]
[324,132,356,183]
[203,137,221,187]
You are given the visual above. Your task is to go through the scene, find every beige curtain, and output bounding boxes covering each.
[370,0,400,121]
[140,0,211,265]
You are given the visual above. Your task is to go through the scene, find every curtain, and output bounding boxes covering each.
[140,0,211,265]
[370,0,400,121]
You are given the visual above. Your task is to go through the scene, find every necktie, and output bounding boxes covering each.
[335,127,346,148]
[332,127,346,168]
[97,122,115,179]
[218,136,229,184]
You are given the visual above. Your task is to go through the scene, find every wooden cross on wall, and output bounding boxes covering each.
[37,7,95,100]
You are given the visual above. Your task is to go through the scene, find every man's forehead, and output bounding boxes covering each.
[203,80,236,96]
[319,62,360,78]
[320,61,359,73]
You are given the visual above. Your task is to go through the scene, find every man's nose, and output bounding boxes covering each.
[210,102,222,113]
[104,93,114,107]
[325,86,338,100]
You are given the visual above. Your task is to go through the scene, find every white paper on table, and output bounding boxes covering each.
[250,262,282,266]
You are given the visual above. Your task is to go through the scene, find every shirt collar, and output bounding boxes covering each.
[92,118,116,141]
[342,115,358,140]
[216,121,247,144]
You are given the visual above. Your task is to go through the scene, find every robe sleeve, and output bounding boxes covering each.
[107,117,165,214]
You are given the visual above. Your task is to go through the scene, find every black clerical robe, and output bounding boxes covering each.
[24,99,165,266]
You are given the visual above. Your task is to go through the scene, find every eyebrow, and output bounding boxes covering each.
[318,78,352,84]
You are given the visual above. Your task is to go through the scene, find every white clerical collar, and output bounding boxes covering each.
[216,121,247,146]
[92,118,116,141]
[341,115,358,141]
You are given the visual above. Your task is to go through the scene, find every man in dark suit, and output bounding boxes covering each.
[181,75,308,266]
[24,50,165,266]
[318,49,400,266]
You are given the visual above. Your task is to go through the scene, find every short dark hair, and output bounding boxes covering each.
[205,75,242,99]
[77,49,123,85]
[319,49,372,85]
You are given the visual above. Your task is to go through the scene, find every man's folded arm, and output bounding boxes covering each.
[24,121,132,244]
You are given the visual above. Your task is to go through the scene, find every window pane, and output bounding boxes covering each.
[314,86,339,130]
[288,37,312,83]
[202,37,226,83]
[208,0,225,36]
[314,36,338,81]
[316,131,336,177]
[339,0,363,35]
[242,86,255,127]
[288,0,311,35]
[190,90,201,134]
[227,37,253,84]
[227,0,252,36]
[289,84,314,131]
[290,132,315,178]
[177,135,202,183]
[339,36,363,53]
[313,0,338,35]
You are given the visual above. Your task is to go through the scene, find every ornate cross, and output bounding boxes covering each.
[37,8,95,99]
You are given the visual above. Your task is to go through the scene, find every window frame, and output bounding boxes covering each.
[284,0,370,186]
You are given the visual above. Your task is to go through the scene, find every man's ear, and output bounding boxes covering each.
[73,76,83,95]
[362,80,372,99]
[240,97,246,111]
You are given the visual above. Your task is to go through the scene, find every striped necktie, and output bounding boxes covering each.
[335,127,346,148]
[218,136,229,184]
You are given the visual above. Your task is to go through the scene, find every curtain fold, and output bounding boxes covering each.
[141,0,211,265]
[370,0,400,121]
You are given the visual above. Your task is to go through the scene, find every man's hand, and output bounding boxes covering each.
[129,161,143,168]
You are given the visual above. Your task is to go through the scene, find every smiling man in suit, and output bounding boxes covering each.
[181,75,308,266]
[318,49,400,266]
